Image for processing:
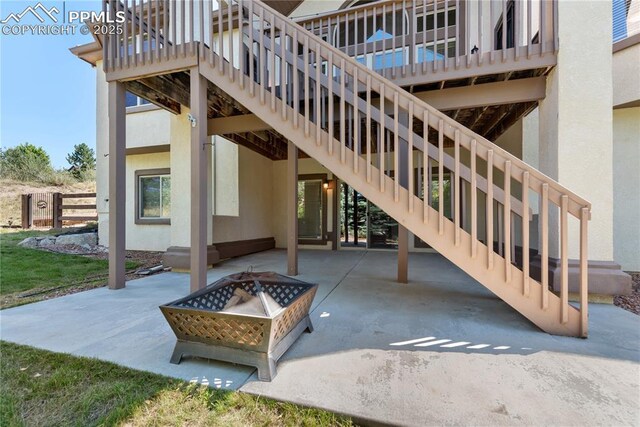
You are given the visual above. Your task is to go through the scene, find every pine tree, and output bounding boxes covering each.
[66,143,96,179]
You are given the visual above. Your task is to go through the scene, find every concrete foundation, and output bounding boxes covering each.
[530,256,632,296]
[162,245,220,270]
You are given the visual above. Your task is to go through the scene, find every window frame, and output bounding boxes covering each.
[125,92,157,114]
[494,0,516,50]
[298,174,329,245]
[135,168,171,225]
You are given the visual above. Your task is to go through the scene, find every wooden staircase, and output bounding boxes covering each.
[102,0,590,337]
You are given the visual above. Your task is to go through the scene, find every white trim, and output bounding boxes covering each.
[126,103,161,114]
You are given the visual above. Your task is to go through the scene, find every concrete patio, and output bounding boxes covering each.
[1,250,639,426]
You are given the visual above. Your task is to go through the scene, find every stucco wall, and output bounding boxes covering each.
[124,152,171,251]
[96,61,172,248]
[538,0,614,261]
[169,110,214,248]
[522,109,541,251]
[169,111,191,247]
[613,107,640,271]
[628,0,640,37]
[522,108,540,170]
[125,108,171,149]
[212,146,274,243]
[212,137,239,217]
[95,61,109,247]
[613,42,640,108]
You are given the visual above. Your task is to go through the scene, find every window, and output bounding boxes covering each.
[135,169,170,224]
[415,40,456,63]
[495,0,515,50]
[126,91,151,108]
[416,9,457,33]
[297,175,327,243]
[333,9,409,47]
[613,0,629,42]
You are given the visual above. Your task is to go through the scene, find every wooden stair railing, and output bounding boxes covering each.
[103,0,590,337]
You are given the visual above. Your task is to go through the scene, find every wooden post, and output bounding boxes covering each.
[52,192,63,229]
[353,188,358,245]
[21,194,31,229]
[398,224,408,283]
[287,141,299,276]
[579,207,589,337]
[108,81,126,290]
[190,68,209,293]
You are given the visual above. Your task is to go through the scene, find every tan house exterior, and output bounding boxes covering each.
[72,0,639,338]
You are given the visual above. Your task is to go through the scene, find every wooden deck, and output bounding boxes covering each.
[104,0,558,157]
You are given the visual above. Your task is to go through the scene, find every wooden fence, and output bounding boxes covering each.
[21,192,98,229]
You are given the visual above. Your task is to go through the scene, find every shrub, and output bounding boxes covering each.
[0,143,54,182]
[44,170,77,186]
[75,167,96,183]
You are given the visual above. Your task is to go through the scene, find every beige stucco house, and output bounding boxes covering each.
[71,0,639,338]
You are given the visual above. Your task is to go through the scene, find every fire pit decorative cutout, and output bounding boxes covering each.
[160,271,317,381]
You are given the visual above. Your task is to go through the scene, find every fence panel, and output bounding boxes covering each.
[21,192,97,229]
[29,192,54,228]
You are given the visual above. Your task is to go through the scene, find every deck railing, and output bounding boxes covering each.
[294,0,558,81]
[102,0,557,80]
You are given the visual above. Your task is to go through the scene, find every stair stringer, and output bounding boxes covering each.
[199,64,582,338]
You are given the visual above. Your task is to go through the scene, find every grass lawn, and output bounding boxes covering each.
[0,341,353,427]
[0,229,137,308]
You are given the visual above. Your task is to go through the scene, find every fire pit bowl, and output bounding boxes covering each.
[160,271,317,381]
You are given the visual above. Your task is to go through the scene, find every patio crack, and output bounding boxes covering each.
[309,250,368,315]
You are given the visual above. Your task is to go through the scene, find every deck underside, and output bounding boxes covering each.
[120,49,550,160]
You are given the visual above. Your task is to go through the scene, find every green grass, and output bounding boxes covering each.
[0,230,136,304]
[0,341,353,427]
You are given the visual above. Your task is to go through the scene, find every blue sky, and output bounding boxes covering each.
[1,1,100,168]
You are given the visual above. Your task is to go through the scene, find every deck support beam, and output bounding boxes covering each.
[207,114,269,135]
[397,225,409,283]
[108,81,126,290]
[415,77,547,111]
[190,69,209,293]
[397,111,410,284]
[287,141,299,276]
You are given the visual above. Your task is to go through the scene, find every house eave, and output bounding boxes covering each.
[69,27,103,67]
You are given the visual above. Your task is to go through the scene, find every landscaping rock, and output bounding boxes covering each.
[56,232,97,247]
[18,232,99,252]
[17,237,38,248]
[39,237,56,247]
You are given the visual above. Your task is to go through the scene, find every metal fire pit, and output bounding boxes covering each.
[160,271,317,381]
